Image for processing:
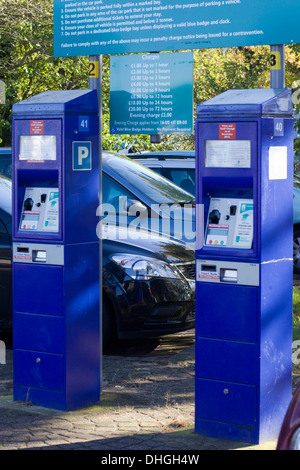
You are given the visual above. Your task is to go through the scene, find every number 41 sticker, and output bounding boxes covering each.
[79,116,89,132]
[274,118,284,137]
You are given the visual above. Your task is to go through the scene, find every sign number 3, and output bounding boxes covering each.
[270,51,281,70]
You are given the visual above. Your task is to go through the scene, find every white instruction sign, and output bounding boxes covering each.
[20,135,56,161]
[232,201,254,249]
[269,146,287,180]
[43,191,59,232]
[205,140,251,168]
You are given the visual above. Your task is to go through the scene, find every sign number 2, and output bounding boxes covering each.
[89,61,99,78]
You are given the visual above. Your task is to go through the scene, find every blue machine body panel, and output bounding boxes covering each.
[12,90,101,411]
[195,89,293,444]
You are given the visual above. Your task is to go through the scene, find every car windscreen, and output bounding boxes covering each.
[0,176,12,216]
[294,172,300,189]
[0,154,12,179]
[104,155,194,204]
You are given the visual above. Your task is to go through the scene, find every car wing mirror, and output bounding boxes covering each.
[126,199,148,217]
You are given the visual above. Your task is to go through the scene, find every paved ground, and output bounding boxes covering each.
[1,329,299,451]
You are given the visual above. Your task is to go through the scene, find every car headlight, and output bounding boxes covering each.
[290,428,300,450]
[111,254,183,281]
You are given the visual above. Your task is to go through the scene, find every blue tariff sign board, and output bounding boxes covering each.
[110,52,193,135]
[53,0,300,57]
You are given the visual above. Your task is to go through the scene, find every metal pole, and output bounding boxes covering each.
[270,45,285,89]
[89,55,103,393]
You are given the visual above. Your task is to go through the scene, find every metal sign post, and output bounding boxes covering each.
[89,55,103,391]
[270,45,286,88]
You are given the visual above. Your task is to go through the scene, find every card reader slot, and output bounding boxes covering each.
[201,264,217,272]
[17,247,29,254]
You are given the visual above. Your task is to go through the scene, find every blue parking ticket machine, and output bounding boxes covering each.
[195,89,294,443]
[12,90,101,410]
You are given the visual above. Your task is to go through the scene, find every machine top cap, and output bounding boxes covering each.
[196,88,293,117]
[12,89,98,115]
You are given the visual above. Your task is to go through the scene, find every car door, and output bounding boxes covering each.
[0,213,12,329]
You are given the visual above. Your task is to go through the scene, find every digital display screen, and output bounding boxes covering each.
[20,213,40,230]
[22,214,39,222]
[207,227,229,237]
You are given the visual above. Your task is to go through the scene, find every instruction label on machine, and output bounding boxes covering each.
[19,135,56,161]
[205,198,253,249]
[43,191,59,231]
[232,201,253,249]
[205,140,251,168]
[19,187,59,233]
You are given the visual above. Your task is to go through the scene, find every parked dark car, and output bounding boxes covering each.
[102,151,195,246]
[0,166,195,348]
[0,148,12,180]
[0,176,12,332]
[131,150,300,273]
[102,225,195,346]
[130,151,195,194]
[277,382,300,450]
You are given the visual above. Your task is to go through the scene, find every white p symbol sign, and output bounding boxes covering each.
[78,146,89,165]
[73,141,92,171]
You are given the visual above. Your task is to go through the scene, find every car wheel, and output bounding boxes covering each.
[293,227,300,274]
[102,295,117,352]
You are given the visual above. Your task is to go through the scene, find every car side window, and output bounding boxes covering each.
[102,173,135,214]
[0,219,7,233]
[0,218,10,251]
[169,169,195,194]
[152,168,163,176]
[0,156,12,179]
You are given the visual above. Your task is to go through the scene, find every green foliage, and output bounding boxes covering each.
[293,287,300,326]
[289,44,300,170]
[0,0,89,145]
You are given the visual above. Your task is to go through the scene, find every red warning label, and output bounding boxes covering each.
[219,123,236,140]
[30,120,44,135]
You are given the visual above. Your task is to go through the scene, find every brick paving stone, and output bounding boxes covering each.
[0,329,298,450]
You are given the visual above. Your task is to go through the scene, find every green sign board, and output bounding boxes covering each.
[110,52,193,135]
